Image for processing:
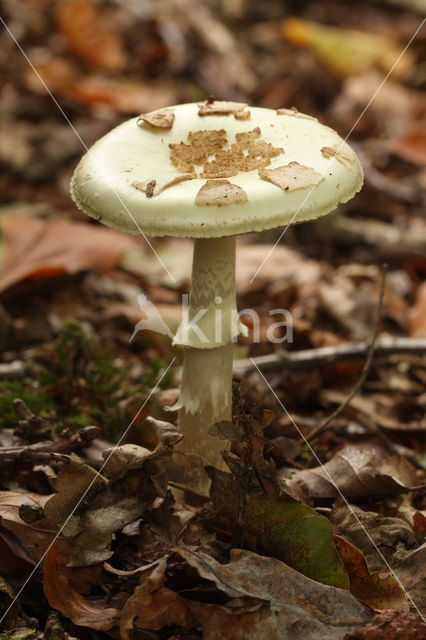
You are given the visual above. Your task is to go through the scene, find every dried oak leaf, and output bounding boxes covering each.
[121,547,370,640]
[195,180,248,206]
[394,544,426,616]
[43,543,120,631]
[333,535,409,611]
[137,108,175,130]
[25,58,175,114]
[259,162,324,191]
[51,418,181,567]
[44,457,108,528]
[0,217,134,293]
[284,445,419,503]
[390,129,426,167]
[55,0,126,72]
[330,500,418,573]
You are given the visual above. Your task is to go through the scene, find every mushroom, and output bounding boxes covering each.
[70,101,363,490]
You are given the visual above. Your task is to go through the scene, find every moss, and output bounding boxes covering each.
[0,380,55,429]
[0,321,174,440]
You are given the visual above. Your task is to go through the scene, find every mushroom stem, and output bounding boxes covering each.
[175,236,238,482]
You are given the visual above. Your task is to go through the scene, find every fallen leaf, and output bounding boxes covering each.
[282,18,414,78]
[43,543,120,630]
[55,0,126,72]
[209,468,349,588]
[259,162,324,191]
[122,547,370,640]
[120,556,196,638]
[330,500,418,573]
[43,418,181,566]
[333,535,409,611]
[24,58,175,113]
[394,543,426,616]
[0,217,134,293]
[284,445,420,503]
[44,457,108,528]
[390,129,426,167]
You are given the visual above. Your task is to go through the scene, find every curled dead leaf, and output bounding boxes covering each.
[120,547,369,640]
[43,543,120,631]
[259,162,324,191]
[0,217,134,293]
[101,444,153,479]
[55,0,126,72]
[330,500,418,573]
[44,457,107,527]
[284,445,420,503]
[195,180,248,206]
[333,535,409,611]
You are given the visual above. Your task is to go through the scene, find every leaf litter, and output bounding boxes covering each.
[1,0,426,638]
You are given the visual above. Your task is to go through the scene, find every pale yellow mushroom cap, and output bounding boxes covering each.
[71,101,363,238]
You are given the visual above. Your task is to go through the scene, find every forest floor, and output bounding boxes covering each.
[0,1,425,638]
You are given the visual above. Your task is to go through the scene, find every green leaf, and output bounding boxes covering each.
[242,496,349,589]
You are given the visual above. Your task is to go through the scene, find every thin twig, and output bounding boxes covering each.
[233,336,426,378]
[300,265,388,444]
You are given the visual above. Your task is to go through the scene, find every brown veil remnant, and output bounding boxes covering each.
[70,100,363,492]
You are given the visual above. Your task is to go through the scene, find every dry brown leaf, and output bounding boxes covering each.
[330,500,418,573]
[25,58,175,113]
[333,535,409,611]
[284,445,419,503]
[394,544,426,616]
[0,491,53,563]
[137,108,175,130]
[120,557,196,638]
[43,543,120,630]
[0,217,134,293]
[390,129,426,167]
[55,0,126,72]
[259,162,324,191]
[121,547,370,640]
[44,458,108,527]
[195,179,248,206]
